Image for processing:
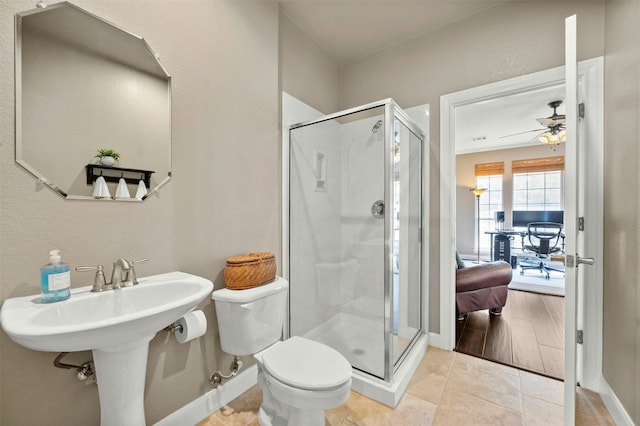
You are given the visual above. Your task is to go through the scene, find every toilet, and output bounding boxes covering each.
[211,277,352,426]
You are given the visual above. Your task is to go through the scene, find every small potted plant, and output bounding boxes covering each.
[95,148,121,166]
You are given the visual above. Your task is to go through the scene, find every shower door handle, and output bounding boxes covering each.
[371,200,385,219]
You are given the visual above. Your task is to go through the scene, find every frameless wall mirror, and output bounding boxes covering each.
[16,1,171,201]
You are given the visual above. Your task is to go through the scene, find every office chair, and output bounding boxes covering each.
[519,222,564,279]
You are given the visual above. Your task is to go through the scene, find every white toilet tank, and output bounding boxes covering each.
[211,277,289,356]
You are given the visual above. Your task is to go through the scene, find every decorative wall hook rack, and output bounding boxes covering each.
[86,164,154,188]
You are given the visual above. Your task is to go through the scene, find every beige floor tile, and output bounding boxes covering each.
[336,391,437,426]
[576,387,616,425]
[196,414,226,426]
[455,351,520,377]
[388,393,437,426]
[342,390,394,425]
[419,346,456,373]
[406,365,448,405]
[196,348,615,426]
[447,353,523,412]
[406,347,454,404]
[433,388,522,426]
[519,370,564,406]
[522,394,564,426]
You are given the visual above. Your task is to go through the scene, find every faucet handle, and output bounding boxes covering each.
[76,265,112,292]
[127,258,149,285]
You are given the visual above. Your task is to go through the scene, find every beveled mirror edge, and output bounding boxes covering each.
[14,1,172,202]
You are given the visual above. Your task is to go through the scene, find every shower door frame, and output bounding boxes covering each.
[387,102,425,378]
[284,98,425,383]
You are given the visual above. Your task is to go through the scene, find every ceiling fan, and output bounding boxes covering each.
[500,100,566,145]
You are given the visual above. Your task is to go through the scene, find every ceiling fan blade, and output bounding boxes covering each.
[536,117,566,127]
[528,132,544,143]
[499,128,546,139]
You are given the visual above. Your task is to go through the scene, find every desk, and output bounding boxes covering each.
[485,230,524,262]
[485,229,566,262]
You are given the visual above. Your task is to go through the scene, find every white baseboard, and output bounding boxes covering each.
[428,332,443,349]
[598,376,634,426]
[154,364,258,426]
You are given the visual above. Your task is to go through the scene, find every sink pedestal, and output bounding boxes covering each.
[92,335,154,426]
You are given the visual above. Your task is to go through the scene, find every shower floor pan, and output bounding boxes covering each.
[304,312,428,407]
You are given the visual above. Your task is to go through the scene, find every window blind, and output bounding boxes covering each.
[474,161,504,176]
[512,156,564,174]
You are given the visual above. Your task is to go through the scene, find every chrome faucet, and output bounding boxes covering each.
[110,258,132,288]
[76,258,149,292]
[76,264,111,292]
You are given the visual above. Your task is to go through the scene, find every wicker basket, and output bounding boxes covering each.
[224,252,276,290]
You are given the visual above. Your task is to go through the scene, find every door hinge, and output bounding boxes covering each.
[578,216,585,231]
[577,329,584,345]
[579,103,585,118]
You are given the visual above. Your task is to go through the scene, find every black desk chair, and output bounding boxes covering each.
[519,222,565,279]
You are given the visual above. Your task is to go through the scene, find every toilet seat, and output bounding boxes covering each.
[261,336,351,390]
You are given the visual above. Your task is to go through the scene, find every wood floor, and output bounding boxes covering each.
[455,289,565,380]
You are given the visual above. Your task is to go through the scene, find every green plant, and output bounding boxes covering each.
[95,148,121,162]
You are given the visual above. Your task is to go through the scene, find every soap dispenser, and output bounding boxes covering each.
[40,249,70,303]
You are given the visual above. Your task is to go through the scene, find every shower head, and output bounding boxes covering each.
[372,120,383,133]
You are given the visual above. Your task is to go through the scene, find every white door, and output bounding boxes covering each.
[564,15,597,424]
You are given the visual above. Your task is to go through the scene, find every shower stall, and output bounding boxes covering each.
[285,98,427,406]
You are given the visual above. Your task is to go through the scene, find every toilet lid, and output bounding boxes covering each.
[262,336,352,390]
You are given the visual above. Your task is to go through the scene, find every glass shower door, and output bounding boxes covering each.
[391,116,422,368]
[289,105,388,379]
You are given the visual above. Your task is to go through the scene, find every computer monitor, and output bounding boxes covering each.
[512,210,564,228]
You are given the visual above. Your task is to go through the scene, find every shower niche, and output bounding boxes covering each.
[287,98,427,406]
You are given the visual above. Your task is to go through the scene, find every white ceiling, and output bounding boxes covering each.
[455,84,566,154]
[280,0,566,154]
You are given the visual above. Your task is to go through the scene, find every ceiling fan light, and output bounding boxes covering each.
[539,132,552,144]
[558,129,567,142]
[539,129,566,145]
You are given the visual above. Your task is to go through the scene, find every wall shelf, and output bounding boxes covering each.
[86,164,155,188]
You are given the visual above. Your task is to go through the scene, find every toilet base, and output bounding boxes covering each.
[256,364,349,426]
[258,405,324,426]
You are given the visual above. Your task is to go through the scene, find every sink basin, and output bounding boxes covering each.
[1,271,213,352]
[0,271,213,426]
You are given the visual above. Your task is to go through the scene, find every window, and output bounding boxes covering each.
[513,170,563,211]
[512,156,564,211]
[475,174,503,251]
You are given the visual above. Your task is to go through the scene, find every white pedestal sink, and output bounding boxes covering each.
[0,271,213,426]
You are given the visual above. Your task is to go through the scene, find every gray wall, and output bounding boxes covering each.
[340,0,605,334]
[1,1,280,424]
[603,1,640,423]
[279,9,341,115]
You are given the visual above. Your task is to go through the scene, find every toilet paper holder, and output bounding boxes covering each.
[164,310,207,344]
[164,322,184,334]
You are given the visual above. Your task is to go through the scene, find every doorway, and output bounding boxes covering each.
[453,103,568,378]
[439,58,604,389]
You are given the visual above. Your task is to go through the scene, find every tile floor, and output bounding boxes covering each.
[197,346,614,425]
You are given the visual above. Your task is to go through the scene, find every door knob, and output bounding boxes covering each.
[371,200,385,219]
[576,256,595,266]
